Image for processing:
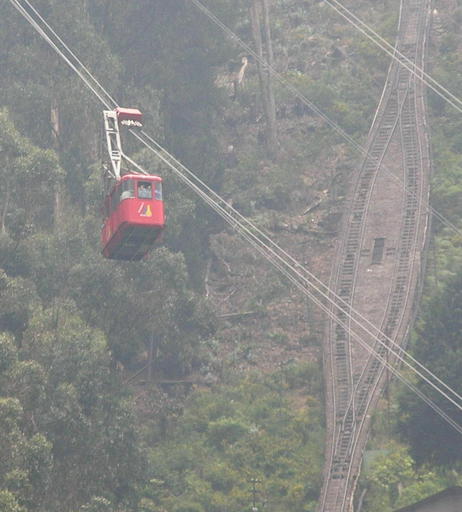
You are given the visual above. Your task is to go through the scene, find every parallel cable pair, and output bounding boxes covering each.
[323,0,462,115]
[190,0,462,239]
[133,129,462,436]
[8,0,462,433]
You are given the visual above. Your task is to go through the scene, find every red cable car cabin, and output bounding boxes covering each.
[101,174,165,261]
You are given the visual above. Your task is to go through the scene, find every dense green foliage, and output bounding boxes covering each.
[397,270,462,466]
[141,365,323,512]
[0,315,143,510]
[360,442,456,512]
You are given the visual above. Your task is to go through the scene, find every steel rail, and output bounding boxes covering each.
[318,0,432,510]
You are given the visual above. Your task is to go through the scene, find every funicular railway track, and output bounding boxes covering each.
[319,1,432,511]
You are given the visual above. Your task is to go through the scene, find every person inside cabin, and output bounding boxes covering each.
[120,179,135,200]
[138,182,152,199]
[154,182,162,201]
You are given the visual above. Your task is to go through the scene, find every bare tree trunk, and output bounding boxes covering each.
[250,0,278,158]
[260,0,278,153]
[51,96,63,228]
[1,180,11,234]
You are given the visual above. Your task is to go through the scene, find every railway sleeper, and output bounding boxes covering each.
[352,198,367,208]
[386,322,397,332]
[399,249,412,257]
[383,113,398,122]
[400,235,413,242]
[370,146,386,156]
[360,171,375,180]
[357,389,368,399]
[400,238,413,246]
[371,360,381,370]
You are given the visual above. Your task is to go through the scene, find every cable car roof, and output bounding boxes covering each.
[120,173,162,182]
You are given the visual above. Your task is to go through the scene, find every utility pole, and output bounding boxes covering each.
[250,477,260,512]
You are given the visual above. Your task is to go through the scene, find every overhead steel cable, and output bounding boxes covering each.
[190,0,462,239]
[185,0,462,403]
[218,206,462,438]
[324,0,462,115]
[134,132,462,437]
[18,0,119,109]
[133,129,462,415]
[8,0,115,110]
[186,0,462,404]
[9,0,462,430]
[11,0,462,418]
[8,0,150,180]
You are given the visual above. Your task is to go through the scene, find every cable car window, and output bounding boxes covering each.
[111,186,121,213]
[154,182,162,200]
[138,181,152,199]
[120,179,135,200]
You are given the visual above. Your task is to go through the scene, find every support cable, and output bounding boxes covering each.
[18,0,118,109]
[190,0,462,238]
[324,0,462,114]
[133,129,462,415]
[12,0,462,418]
[11,0,462,418]
[8,0,115,109]
[9,0,462,432]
